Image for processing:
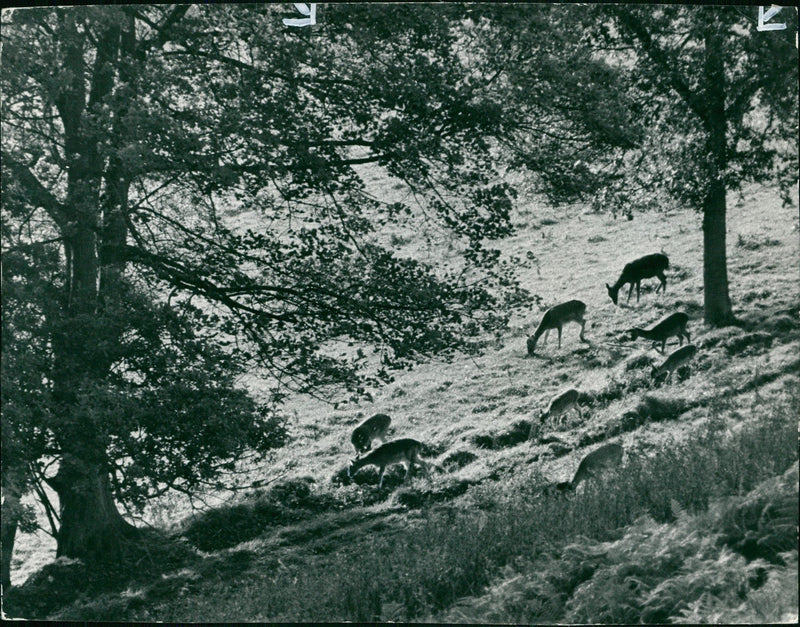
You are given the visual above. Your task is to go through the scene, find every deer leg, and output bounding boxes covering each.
[557,325,562,349]
[659,272,667,293]
[636,281,641,302]
[542,329,550,346]
[578,318,588,342]
[627,283,635,302]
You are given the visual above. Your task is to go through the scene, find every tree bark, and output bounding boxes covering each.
[702,17,734,326]
[703,179,733,326]
[48,456,138,563]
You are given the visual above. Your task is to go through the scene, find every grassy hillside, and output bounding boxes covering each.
[6,181,799,622]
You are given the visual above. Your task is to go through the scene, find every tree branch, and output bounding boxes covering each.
[1,151,71,230]
[613,9,708,124]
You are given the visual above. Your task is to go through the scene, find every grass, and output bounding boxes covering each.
[7,183,798,620]
[210,388,793,622]
[16,384,791,622]
[437,391,799,624]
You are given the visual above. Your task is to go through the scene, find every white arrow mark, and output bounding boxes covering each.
[283,3,317,27]
[757,6,786,31]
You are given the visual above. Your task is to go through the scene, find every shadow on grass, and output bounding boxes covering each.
[4,528,199,620]
[182,477,344,551]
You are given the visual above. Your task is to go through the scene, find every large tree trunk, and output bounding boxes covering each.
[702,18,734,326]
[48,456,138,562]
[703,179,733,326]
[47,15,140,563]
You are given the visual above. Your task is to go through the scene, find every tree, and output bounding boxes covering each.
[596,5,797,325]
[1,4,530,571]
[472,5,797,326]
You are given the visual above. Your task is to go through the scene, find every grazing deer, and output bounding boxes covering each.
[651,344,697,384]
[527,300,588,355]
[606,253,669,305]
[543,388,582,427]
[530,388,583,440]
[629,312,691,354]
[351,413,391,456]
[556,443,623,492]
[348,438,430,490]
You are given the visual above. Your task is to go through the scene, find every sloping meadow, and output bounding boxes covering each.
[8,183,799,621]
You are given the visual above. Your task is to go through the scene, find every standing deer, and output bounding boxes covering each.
[527,300,588,355]
[351,413,391,456]
[606,253,669,305]
[628,312,690,354]
[651,344,698,384]
[556,443,624,492]
[348,438,430,490]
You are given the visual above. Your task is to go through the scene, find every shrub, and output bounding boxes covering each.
[634,394,691,423]
[182,478,344,550]
[471,421,532,450]
[736,233,781,250]
[268,477,313,505]
[4,558,90,618]
[715,463,799,564]
[442,450,478,470]
[624,352,655,372]
[768,314,797,334]
[724,331,773,355]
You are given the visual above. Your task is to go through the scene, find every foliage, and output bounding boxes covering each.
[587,5,798,214]
[1,3,536,558]
[465,4,643,205]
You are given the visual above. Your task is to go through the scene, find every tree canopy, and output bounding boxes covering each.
[1,3,537,568]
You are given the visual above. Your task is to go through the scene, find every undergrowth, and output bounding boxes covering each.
[137,384,798,623]
[9,384,798,622]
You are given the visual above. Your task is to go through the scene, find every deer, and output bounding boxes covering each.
[556,443,624,492]
[526,300,588,355]
[628,312,691,354]
[651,344,698,384]
[348,438,430,490]
[530,388,583,440]
[350,413,391,457]
[606,253,669,305]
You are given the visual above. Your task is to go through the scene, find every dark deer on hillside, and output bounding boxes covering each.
[527,300,588,355]
[606,253,669,305]
[348,438,430,490]
[628,312,690,354]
